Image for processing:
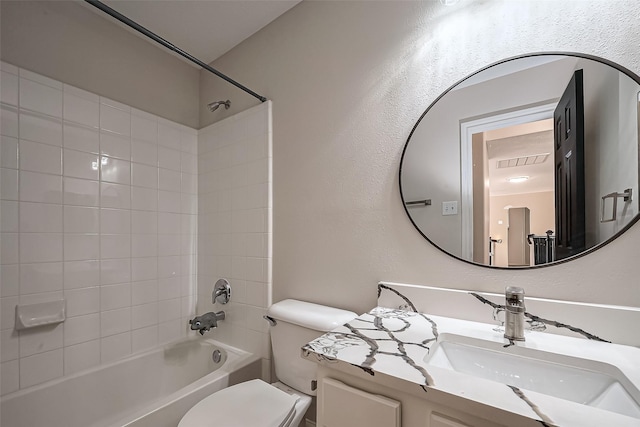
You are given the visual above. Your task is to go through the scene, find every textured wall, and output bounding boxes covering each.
[200,0,640,314]
[0,1,200,128]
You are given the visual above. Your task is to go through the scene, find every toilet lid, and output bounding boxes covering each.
[178,379,299,427]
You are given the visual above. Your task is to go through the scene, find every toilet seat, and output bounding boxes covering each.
[178,379,299,427]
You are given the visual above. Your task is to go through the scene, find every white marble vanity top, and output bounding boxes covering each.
[302,306,640,427]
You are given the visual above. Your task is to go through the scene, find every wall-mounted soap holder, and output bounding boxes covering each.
[15,300,66,331]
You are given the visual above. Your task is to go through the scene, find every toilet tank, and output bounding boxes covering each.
[267,299,357,396]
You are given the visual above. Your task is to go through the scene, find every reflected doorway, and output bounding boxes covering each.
[471,119,556,267]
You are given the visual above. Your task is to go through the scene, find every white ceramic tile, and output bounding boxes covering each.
[230,164,248,189]
[131,139,157,166]
[64,287,99,317]
[20,202,63,233]
[158,147,181,171]
[1,296,19,330]
[1,71,19,105]
[19,69,62,90]
[63,177,99,207]
[19,139,62,175]
[1,329,19,362]
[20,78,62,118]
[63,260,100,290]
[101,332,131,363]
[231,187,248,211]
[20,233,62,263]
[63,92,99,128]
[158,168,181,192]
[20,170,62,203]
[100,308,131,337]
[63,84,99,103]
[131,211,157,234]
[1,136,18,169]
[20,111,63,147]
[131,187,158,211]
[1,168,19,200]
[131,163,158,189]
[101,283,131,311]
[246,233,268,258]
[100,234,131,259]
[100,97,130,112]
[246,208,268,233]
[63,314,100,347]
[132,280,158,306]
[0,105,19,138]
[131,257,157,282]
[0,264,19,297]
[180,129,197,151]
[131,234,157,258]
[158,190,181,213]
[100,132,130,160]
[63,149,99,180]
[157,256,180,279]
[100,104,130,136]
[100,156,130,185]
[64,206,99,233]
[63,122,99,154]
[63,234,99,261]
[181,173,197,195]
[100,182,131,209]
[20,262,63,295]
[131,115,157,143]
[158,212,181,234]
[0,61,18,74]
[157,123,181,150]
[132,325,158,353]
[180,152,197,174]
[100,208,130,234]
[158,277,181,300]
[64,340,100,375]
[246,281,269,308]
[1,201,18,232]
[20,349,63,388]
[131,302,158,329]
[158,319,182,344]
[1,360,19,396]
[100,258,130,285]
[19,323,63,357]
[158,298,181,323]
[158,234,181,257]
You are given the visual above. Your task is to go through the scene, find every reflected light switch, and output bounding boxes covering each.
[442,201,458,216]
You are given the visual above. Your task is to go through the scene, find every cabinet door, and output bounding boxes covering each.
[430,412,472,427]
[318,377,401,427]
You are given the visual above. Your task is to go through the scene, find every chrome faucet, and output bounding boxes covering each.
[504,286,526,341]
[189,311,226,335]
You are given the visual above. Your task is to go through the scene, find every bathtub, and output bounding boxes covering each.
[0,338,261,427]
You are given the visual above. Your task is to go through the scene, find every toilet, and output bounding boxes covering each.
[178,299,357,427]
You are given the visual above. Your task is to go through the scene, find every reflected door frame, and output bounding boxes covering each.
[460,102,557,261]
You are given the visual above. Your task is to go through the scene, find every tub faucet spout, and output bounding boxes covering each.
[189,311,226,335]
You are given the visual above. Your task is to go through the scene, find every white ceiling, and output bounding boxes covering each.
[91,0,302,65]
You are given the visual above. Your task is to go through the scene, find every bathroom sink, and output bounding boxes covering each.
[424,334,640,419]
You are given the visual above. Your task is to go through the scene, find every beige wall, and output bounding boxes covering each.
[0,1,200,128]
[200,0,640,313]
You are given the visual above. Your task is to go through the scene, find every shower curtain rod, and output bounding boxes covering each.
[84,0,267,103]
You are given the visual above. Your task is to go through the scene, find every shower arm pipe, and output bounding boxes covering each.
[84,0,267,103]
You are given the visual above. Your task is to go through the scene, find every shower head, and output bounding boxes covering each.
[207,100,231,112]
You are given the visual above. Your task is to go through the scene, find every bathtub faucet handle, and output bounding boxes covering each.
[189,311,226,335]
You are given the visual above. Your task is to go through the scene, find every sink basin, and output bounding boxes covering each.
[424,334,640,419]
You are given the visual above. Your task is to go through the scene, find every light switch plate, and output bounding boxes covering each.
[442,201,458,215]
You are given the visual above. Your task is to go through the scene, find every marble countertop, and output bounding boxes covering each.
[302,306,640,427]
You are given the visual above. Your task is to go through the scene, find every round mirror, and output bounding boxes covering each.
[400,53,640,268]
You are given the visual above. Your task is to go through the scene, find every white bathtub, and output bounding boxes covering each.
[0,338,261,427]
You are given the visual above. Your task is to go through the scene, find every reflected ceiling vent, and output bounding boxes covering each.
[496,153,550,169]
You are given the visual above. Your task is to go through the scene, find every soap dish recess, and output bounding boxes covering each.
[15,300,66,330]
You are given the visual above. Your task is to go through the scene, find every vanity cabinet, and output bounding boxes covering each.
[316,366,514,427]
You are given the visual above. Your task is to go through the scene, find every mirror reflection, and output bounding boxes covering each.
[400,54,640,268]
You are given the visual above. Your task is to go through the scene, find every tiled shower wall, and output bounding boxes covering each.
[0,62,198,395]
[197,102,272,380]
